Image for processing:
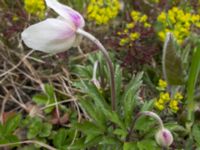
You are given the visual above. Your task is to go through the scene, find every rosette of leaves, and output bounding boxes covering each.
[68,52,170,149]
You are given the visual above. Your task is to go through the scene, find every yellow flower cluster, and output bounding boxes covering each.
[158,79,167,89]
[154,92,170,111]
[157,7,200,44]
[118,10,151,46]
[131,10,151,28]
[87,0,120,25]
[154,79,183,113]
[24,0,45,18]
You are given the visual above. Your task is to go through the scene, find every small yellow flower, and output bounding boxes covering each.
[160,92,170,102]
[158,79,167,89]
[158,31,166,41]
[158,98,164,104]
[172,7,179,13]
[117,32,121,35]
[126,23,135,29]
[124,29,128,33]
[168,10,176,24]
[144,23,151,28]
[139,15,148,23]
[119,38,129,46]
[174,92,183,100]
[157,12,166,22]
[196,22,200,28]
[12,15,19,21]
[191,15,200,23]
[154,101,165,111]
[169,100,179,112]
[131,10,141,22]
[129,32,140,41]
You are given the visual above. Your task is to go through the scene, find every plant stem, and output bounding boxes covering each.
[77,29,116,111]
[127,111,164,141]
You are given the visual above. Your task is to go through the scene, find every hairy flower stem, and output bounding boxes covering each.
[127,111,164,141]
[77,29,116,111]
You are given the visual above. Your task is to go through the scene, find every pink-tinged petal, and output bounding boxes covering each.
[45,0,85,28]
[21,18,76,54]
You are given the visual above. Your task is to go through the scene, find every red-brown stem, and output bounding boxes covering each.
[77,29,116,111]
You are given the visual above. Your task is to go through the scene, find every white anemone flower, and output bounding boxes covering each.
[21,0,116,111]
[21,0,85,54]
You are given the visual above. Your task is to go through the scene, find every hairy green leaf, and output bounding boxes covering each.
[162,33,185,85]
[122,72,143,127]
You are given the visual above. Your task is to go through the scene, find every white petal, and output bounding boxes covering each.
[45,0,85,28]
[21,18,76,53]
[57,16,82,47]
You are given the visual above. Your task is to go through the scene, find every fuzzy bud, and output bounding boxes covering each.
[155,128,173,147]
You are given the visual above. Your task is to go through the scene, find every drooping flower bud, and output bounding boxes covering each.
[155,128,173,147]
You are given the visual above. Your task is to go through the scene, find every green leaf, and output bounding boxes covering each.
[123,140,159,150]
[71,65,93,78]
[44,84,54,98]
[141,99,155,111]
[32,94,48,105]
[79,98,106,128]
[164,122,185,132]
[0,124,3,136]
[69,136,102,149]
[68,137,85,149]
[4,114,21,135]
[0,134,19,146]
[123,142,138,150]
[115,65,122,106]
[39,123,52,137]
[83,135,102,148]
[134,116,155,132]
[187,46,200,121]
[77,80,109,112]
[122,72,143,127]
[100,136,121,146]
[162,33,185,85]
[73,121,104,135]
[192,124,200,146]
[33,84,56,113]
[27,117,43,139]
[113,129,128,138]
[104,110,126,130]
[53,129,68,148]
[137,140,160,150]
